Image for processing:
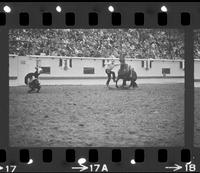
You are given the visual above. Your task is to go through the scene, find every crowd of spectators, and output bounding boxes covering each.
[9,29,184,59]
[194,30,200,59]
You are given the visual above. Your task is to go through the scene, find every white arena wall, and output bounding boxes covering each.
[9,55,200,86]
[195,59,200,87]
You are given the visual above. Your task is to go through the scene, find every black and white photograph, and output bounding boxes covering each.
[9,29,185,147]
[194,30,200,147]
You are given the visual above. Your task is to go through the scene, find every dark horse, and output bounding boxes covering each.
[24,67,42,93]
[115,65,138,88]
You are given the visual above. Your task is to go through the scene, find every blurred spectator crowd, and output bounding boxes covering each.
[194,30,200,59]
[9,29,184,59]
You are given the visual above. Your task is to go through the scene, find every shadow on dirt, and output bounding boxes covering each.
[107,86,139,91]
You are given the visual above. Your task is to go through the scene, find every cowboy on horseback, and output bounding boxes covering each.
[118,55,132,86]
[119,55,131,77]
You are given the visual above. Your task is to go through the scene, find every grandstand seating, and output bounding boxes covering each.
[9,29,184,59]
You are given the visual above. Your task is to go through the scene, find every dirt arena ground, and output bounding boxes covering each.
[9,84,184,147]
[195,88,200,147]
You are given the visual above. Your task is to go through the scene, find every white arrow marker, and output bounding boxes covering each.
[165,164,182,172]
[72,165,88,172]
[27,159,33,165]
[0,166,3,171]
[72,158,88,172]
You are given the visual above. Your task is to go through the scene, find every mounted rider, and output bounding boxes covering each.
[119,55,131,78]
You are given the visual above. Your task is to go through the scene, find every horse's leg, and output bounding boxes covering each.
[129,80,133,88]
[37,85,41,93]
[132,81,137,88]
[116,78,119,88]
[122,79,126,88]
[134,81,138,88]
[122,80,126,87]
[106,72,111,87]
[111,71,116,82]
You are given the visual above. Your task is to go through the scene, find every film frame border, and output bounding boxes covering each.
[0,2,199,172]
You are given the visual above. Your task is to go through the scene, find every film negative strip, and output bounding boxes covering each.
[0,1,199,172]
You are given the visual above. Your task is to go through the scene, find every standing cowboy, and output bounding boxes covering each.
[105,55,120,86]
[25,67,42,85]
[24,67,42,93]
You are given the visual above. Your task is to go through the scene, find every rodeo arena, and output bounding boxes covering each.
[8,29,200,147]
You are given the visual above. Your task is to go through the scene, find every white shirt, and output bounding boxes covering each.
[105,55,120,70]
[105,61,116,70]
